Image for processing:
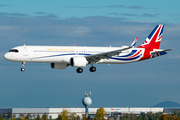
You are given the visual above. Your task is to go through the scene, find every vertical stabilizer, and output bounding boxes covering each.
[139,24,164,49]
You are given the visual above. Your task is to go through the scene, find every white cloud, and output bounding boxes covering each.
[70,26,91,36]
[0,26,19,31]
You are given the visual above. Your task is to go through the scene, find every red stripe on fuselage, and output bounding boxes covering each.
[127,50,142,58]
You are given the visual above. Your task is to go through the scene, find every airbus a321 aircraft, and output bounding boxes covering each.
[4,24,172,73]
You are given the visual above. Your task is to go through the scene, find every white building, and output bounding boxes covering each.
[11,107,164,119]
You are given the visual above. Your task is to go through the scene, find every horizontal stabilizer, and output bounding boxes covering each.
[151,49,173,58]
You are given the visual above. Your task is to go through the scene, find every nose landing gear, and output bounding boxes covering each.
[21,62,25,72]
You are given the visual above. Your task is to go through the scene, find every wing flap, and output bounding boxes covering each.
[85,46,132,63]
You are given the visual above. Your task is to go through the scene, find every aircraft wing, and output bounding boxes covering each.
[85,46,132,63]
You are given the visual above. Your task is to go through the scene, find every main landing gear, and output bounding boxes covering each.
[21,62,25,72]
[76,66,96,73]
[89,66,96,72]
[76,67,83,73]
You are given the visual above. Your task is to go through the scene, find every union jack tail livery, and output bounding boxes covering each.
[139,24,164,49]
[138,24,172,60]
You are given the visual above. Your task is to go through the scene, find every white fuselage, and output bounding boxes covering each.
[4,45,144,64]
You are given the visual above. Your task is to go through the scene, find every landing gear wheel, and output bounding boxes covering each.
[21,62,25,72]
[89,66,96,72]
[21,68,25,72]
[76,68,83,73]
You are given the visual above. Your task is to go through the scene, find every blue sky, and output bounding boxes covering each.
[0,0,180,108]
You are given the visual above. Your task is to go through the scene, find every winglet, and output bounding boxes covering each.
[74,44,77,47]
[131,37,138,47]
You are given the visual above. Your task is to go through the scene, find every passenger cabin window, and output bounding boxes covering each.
[9,49,19,53]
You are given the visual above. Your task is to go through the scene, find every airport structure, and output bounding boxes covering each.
[82,91,92,120]
[0,107,180,119]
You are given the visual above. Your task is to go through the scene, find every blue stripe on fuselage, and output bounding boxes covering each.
[33,52,141,61]
[118,50,137,57]
[110,54,142,61]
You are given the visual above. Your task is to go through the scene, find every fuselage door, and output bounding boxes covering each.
[75,48,79,55]
[23,46,28,56]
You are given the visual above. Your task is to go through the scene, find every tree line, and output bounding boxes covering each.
[1,108,180,120]
[118,111,180,120]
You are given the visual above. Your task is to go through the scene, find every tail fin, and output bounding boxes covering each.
[138,24,164,49]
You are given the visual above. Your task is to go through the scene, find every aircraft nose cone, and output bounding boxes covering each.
[3,53,11,60]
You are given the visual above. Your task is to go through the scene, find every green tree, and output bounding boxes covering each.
[60,109,69,120]
[146,112,161,120]
[77,115,80,120]
[156,112,163,119]
[173,111,180,118]
[49,115,52,120]
[140,112,146,118]
[21,116,25,120]
[57,114,62,120]
[128,113,137,120]
[95,107,107,120]
[35,114,41,120]
[144,115,149,120]
[42,113,48,120]
[69,112,77,120]
[12,116,16,120]
[7,112,12,119]
[120,115,128,120]
[0,114,3,118]
[137,115,142,120]
[157,114,179,120]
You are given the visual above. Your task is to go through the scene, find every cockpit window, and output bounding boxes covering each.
[9,49,19,53]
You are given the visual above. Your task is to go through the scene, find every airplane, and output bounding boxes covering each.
[3,24,172,73]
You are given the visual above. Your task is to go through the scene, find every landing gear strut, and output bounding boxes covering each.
[76,67,83,73]
[21,62,25,72]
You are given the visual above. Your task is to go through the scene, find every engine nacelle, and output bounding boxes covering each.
[70,57,88,67]
[51,63,68,69]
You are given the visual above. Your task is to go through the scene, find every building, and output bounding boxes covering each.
[0,107,169,119]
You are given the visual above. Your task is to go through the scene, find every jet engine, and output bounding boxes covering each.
[70,57,88,67]
[51,63,68,69]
